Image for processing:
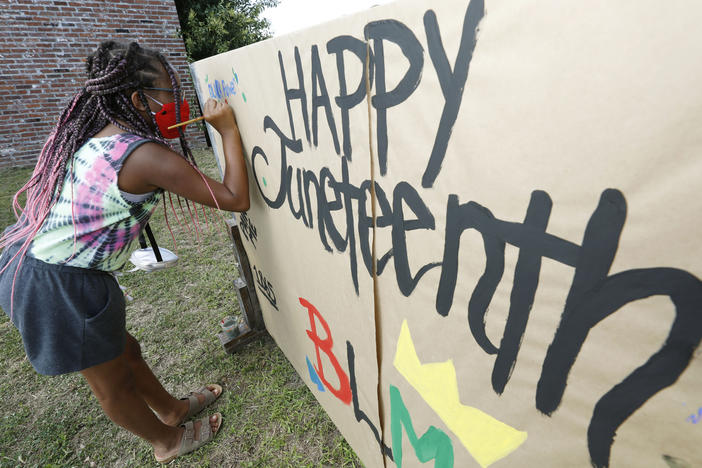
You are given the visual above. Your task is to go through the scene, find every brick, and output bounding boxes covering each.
[0,0,207,168]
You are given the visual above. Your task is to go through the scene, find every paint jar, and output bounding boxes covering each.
[220,316,242,338]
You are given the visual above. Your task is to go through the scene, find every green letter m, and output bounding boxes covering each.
[390,385,454,468]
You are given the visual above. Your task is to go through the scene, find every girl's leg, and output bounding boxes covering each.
[121,332,220,425]
[80,350,220,460]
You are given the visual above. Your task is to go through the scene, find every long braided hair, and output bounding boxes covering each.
[1,41,218,312]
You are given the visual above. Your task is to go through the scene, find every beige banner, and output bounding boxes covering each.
[191,1,702,466]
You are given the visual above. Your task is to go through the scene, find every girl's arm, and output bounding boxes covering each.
[119,98,250,212]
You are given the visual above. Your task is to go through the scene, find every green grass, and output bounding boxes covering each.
[0,149,362,467]
[0,166,31,229]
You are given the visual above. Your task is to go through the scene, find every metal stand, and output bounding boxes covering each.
[217,216,268,353]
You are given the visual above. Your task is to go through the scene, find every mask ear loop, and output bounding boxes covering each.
[137,90,170,142]
[144,94,164,114]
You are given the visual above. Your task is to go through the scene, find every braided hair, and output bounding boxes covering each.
[0,41,217,312]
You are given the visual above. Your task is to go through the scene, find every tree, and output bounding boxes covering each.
[174,0,279,62]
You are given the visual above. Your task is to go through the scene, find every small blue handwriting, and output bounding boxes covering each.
[686,407,702,424]
[208,77,237,100]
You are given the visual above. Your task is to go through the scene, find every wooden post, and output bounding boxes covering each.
[218,216,267,353]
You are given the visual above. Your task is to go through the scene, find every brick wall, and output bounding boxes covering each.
[0,0,207,168]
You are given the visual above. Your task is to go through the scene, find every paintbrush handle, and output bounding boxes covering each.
[167,115,205,130]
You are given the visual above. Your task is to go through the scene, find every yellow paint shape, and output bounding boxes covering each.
[393,320,527,468]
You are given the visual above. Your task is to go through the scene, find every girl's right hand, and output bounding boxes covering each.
[203,98,238,136]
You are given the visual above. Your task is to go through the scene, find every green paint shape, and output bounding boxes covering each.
[262,177,267,187]
[390,385,454,468]
[205,75,209,82]
[242,92,247,103]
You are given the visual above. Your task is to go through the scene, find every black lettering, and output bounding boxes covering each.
[326,35,374,161]
[364,20,424,176]
[436,191,578,320]
[335,157,361,294]
[536,189,702,467]
[279,48,311,143]
[303,169,320,231]
[286,167,309,227]
[538,189,628,415]
[492,190,552,394]
[422,0,485,187]
[347,340,394,460]
[251,116,303,209]
[436,196,505,341]
[391,182,441,296]
[358,180,393,278]
[310,44,341,155]
[318,167,346,250]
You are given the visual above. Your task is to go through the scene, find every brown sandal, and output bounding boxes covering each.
[177,384,223,425]
[156,412,222,464]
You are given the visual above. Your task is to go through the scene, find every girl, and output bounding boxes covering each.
[0,41,249,463]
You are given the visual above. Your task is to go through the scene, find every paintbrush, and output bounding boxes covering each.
[167,116,205,130]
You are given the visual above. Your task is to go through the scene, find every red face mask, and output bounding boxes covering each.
[146,94,190,139]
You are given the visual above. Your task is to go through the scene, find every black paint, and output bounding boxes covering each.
[287,167,309,227]
[311,44,341,155]
[251,115,303,210]
[253,265,278,310]
[302,169,320,231]
[326,35,374,161]
[239,212,258,248]
[536,190,702,467]
[492,190,552,394]
[391,182,441,296]
[278,47,311,143]
[347,340,394,460]
[358,180,393,277]
[436,196,506,345]
[364,20,424,176]
[422,0,484,187]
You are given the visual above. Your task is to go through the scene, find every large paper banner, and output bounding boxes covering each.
[190,1,702,466]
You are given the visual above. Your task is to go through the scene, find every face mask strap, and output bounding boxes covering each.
[143,87,182,108]
[142,87,174,92]
[144,94,164,114]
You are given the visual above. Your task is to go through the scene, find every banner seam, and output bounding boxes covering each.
[365,38,389,468]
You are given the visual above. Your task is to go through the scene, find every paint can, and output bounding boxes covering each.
[220,316,243,338]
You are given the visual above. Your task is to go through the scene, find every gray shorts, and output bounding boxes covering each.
[0,242,126,375]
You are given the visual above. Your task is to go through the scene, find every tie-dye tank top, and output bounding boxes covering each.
[29,133,162,271]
